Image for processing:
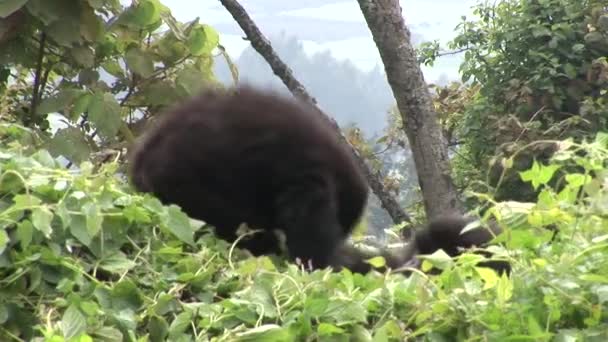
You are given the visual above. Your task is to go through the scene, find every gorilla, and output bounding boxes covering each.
[397,214,511,275]
[128,85,509,275]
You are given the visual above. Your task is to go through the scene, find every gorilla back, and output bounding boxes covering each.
[129,85,369,270]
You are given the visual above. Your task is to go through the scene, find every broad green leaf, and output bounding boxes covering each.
[48,127,91,163]
[161,205,195,245]
[92,327,123,341]
[101,60,124,78]
[112,280,144,312]
[87,92,122,139]
[123,204,151,223]
[82,202,103,237]
[13,194,42,209]
[124,46,154,78]
[176,66,206,96]
[80,4,103,42]
[168,311,192,338]
[0,229,7,255]
[37,89,83,115]
[187,24,220,56]
[70,93,92,120]
[119,0,161,27]
[138,81,181,106]
[565,173,591,188]
[47,19,82,46]
[148,315,169,342]
[71,47,95,68]
[31,207,53,236]
[318,323,345,336]
[70,215,92,246]
[365,256,386,268]
[98,252,136,274]
[61,305,87,340]
[0,0,27,18]
[16,220,33,249]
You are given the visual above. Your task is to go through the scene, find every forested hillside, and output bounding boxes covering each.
[0,0,607,340]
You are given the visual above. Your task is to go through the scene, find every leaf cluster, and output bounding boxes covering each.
[0,125,607,340]
[0,0,225,166]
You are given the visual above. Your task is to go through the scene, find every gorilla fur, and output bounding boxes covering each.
[129,85,369,270]
[129,85,509,275]
[399,214,511,275]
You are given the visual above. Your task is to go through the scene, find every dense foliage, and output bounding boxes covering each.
[0,0,225,165]
[1,0,608,340]
[1,126,608,341]
[419,0,608,203]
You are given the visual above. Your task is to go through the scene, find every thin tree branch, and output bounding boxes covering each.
[218,0,411,227]
[30,32,46,117]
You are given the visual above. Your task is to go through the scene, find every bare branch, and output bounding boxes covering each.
[219,0,411,227]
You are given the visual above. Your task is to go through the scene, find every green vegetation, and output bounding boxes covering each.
[0,0,607,340]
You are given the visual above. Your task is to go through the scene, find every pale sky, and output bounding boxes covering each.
[122,0,481,79]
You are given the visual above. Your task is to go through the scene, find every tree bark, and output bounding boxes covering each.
[357,0,463,219]
[219,0,411,228]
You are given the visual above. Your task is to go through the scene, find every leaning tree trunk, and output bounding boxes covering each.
[357,0,463,220]
[219,0,411,227]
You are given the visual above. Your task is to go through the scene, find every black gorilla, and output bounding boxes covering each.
[129,85,369,270]
[399,215,511,275]
[129,85,508,274]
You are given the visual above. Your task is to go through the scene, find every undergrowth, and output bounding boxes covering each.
[1,129,608,341]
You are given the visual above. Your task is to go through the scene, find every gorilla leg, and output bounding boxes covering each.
[275,179,345,270]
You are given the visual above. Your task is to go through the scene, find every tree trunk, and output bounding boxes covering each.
[219,0,411,228]
[357,0,463,219]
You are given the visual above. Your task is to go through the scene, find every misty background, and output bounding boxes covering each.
[120,0,480,236]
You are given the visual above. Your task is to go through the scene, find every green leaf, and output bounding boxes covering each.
[0,229,7,255]
[168,311,192,338]
[176,66,206,96]
[365,256,386,268]
[138,80,181,106]
[87,92,122,139]
[123,204,151,223]
[161,205,195,245]
[101,60,124,78]
[92,327,123,341]
[70,215,92,246]
[16,219,33,249]
[61,305,87,340]
[48,127,91,163]
[82,202,103,237]
[318,323,345,336]
[187,24,220,56]
[37,89,83,115]
[111,280,144,312]
[71,47,95,68]
[0,0,27,18]
[47,19,82,46]
[80,4,103,42]
[31,207,53,237]
[13,194,42,209]
[148,315,169,342]
[98,252,136,274]
[70,93,92,120]
[124,46,154,78]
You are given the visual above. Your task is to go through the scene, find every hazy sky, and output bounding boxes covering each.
[121,0,482,80]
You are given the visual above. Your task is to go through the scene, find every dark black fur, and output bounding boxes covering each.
[129,85,509,275]
[129,85,369,270]
[400,215,511,274]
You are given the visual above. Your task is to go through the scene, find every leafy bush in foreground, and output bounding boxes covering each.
[1,131,608,341]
